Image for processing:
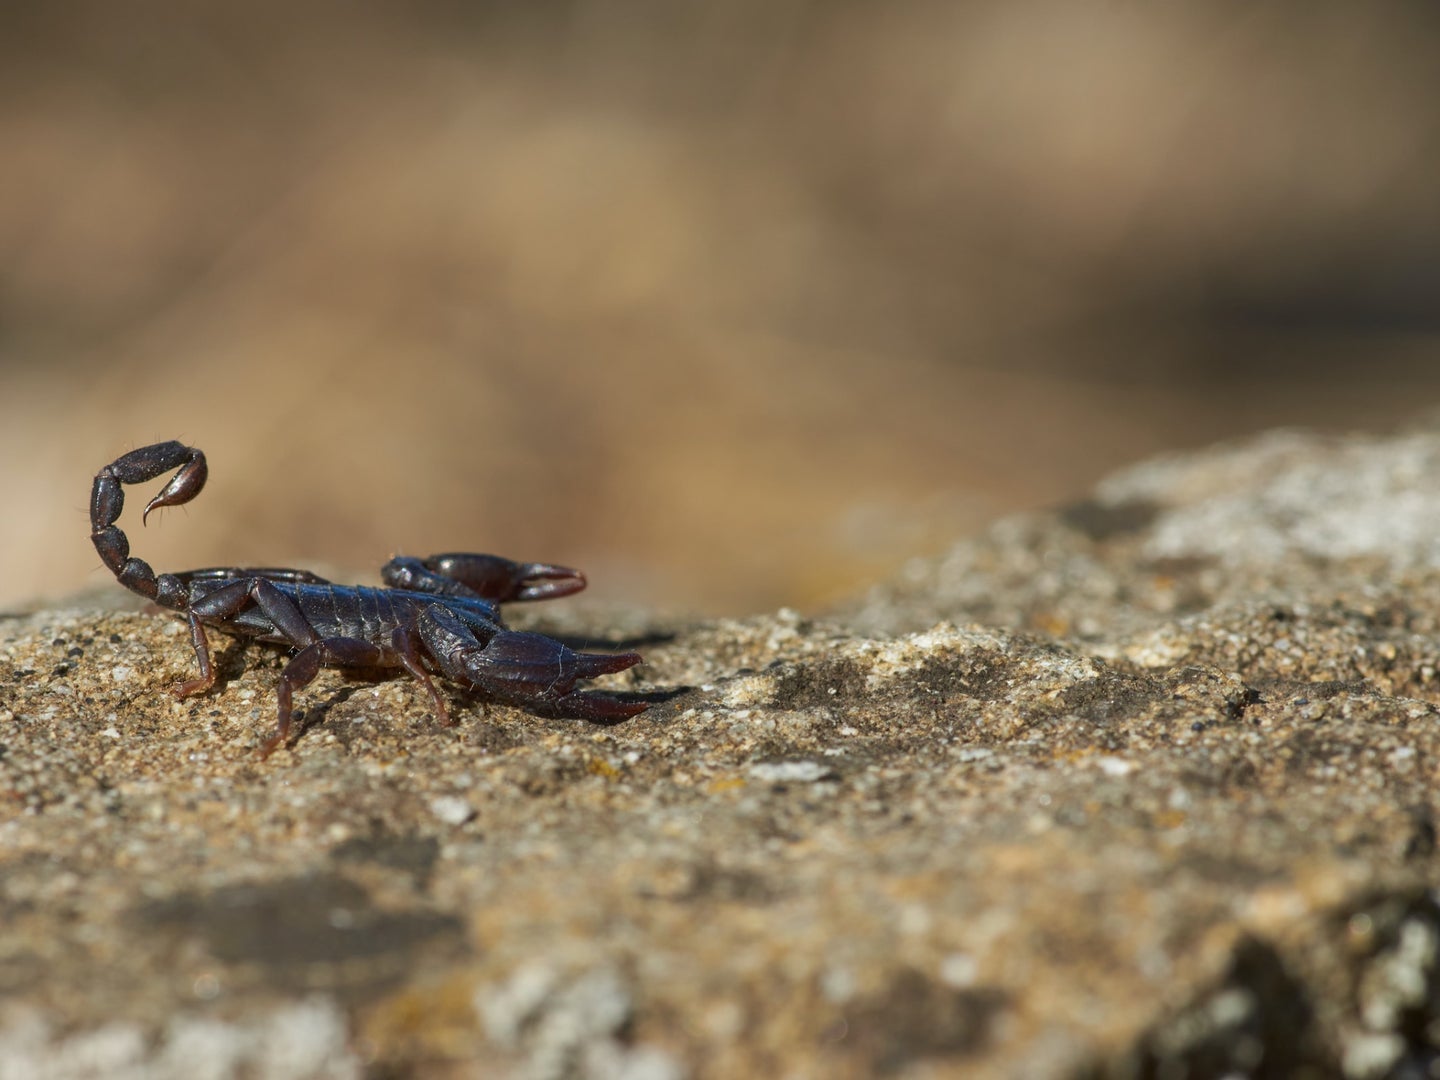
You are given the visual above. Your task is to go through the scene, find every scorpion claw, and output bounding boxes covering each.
[547,690,651,722]
[456,631,642,717]
[572,650,643,678]
[506,562,589,602]
[422,553,587,602]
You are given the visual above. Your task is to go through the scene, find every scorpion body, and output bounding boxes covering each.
[91,441,645,756]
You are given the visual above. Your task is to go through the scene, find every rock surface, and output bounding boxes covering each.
[8,426,1440,1078]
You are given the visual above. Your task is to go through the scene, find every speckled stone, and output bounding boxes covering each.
[7,426,1440,1078]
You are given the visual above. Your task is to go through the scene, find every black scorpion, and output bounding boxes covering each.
[91,441,646,756]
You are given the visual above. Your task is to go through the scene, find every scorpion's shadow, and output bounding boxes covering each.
[201,630,687,746]
[540,629,678,653]
[450,686,690,725]
[195,640,374,745]
[295,659,688,747]
[289,680,688,743]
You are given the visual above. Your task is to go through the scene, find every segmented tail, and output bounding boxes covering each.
[90,441,207,609]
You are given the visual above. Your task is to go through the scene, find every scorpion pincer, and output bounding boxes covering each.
[91,441,646,757]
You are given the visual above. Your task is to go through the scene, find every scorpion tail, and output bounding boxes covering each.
[91,441,207,609]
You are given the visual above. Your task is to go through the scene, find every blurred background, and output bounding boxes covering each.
[4,1,1439,615]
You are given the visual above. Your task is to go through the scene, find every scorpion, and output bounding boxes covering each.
[91,441,646,756]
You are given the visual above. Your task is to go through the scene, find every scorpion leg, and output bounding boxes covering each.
[171,577,319,701]
[391,623,452,727]
[264,638,393,758]
[176,611,219,698]
[382,554,586,603]
[166,579,253,697]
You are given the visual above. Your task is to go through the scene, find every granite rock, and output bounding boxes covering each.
[6,427,1440,1078]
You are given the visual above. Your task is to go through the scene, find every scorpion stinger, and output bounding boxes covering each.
[91,440,649,756]
[91,441,209,609]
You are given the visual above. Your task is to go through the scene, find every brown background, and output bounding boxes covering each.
[4,2,1438,615]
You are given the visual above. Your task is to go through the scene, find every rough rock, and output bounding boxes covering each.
[8,425,1440,1078]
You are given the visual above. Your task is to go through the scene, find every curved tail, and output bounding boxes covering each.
[91,441,207,610]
